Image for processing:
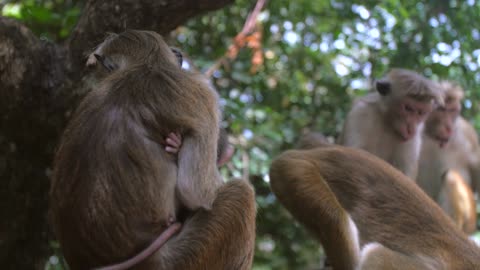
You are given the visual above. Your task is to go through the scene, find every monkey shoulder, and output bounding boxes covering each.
[456,117,479,148]
[344,97,384,138]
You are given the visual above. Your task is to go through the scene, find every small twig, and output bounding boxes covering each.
[205,0,267,77]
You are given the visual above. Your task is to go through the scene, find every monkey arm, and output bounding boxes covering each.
[168,80,224,211]
[337,103,371,149]
[468,149,480,195]
[149,180,256,270]
[465,121,480,194]
[269,150,360,269]
[390,141,420,180]
[176,134,223,211]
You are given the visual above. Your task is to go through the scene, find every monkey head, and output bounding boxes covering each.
[424,81,463,147]
[86,30,183,74]
[375,69,443,142]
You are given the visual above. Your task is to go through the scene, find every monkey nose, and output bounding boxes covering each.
[445,126,452,135]
[406,127,415,138]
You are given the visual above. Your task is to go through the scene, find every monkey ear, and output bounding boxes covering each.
[94,54,118,72]
[375,80,391,96]
[171,48,183,67]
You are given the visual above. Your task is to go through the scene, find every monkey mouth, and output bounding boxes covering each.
[435,137,449,148]
[398,133,411,142]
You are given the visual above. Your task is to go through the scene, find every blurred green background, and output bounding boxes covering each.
[2,0,480,269]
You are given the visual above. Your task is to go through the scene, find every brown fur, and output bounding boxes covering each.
[338,69,443,179]
[270,141,480,270]
[50,30,256,269]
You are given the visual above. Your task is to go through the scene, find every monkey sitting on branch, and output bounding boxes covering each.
[338,68,444,179]
[50,30,256,270]
[270,133,480,270]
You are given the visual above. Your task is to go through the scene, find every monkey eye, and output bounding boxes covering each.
[404,104,415,113]
[170,48,183,67]
[375,80,391,96]
[417,110,425,116]
[94,54,117,72]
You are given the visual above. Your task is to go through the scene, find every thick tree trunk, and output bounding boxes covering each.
[0,0,233,268]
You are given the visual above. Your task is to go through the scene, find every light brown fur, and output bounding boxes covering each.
[417,81,478,233]
[270,136,480,269]
[50,30,256,269]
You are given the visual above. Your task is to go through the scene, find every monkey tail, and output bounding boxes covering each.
[93,222,182,270]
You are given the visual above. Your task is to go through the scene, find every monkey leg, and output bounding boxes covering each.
[144,180,256,270]
[269,150,360,270]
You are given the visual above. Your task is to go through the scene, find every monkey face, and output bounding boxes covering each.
[170,48,183,67]
[391,96,433,141]
[85,30,183,73]
[425,99,461,147]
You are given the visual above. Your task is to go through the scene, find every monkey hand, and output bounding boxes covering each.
[217,144,234,167]
[165,132,183,155]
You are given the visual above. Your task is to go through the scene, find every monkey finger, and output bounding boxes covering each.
[166,137,181,149]
[165,137,177,146]
[172,132,183,145]
[165,146,179,154]
[166,132,182,146]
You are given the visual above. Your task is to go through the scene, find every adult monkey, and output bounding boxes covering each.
[417,81,478,233]
[270,134,480,270]
[338,69,443,179]
[50,30,256,269]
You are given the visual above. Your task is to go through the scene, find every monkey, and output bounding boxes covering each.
[416,81,479,233]
[337,68,444,179]
[49,30,256,269]
[438,170,477,234]
[269,136,480,270]
[84,30,223,210]
[417,81,480,196]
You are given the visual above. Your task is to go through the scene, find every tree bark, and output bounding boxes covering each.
[0,0,233,268]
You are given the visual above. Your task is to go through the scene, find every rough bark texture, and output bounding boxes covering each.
[0,0,234,268]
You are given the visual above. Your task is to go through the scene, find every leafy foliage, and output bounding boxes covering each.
[2,0,81,41]
[4,0,480,269]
